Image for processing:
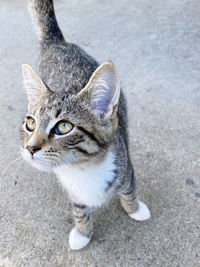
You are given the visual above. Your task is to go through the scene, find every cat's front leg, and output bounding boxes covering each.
[120,174,151,221]
[69,203,93,250]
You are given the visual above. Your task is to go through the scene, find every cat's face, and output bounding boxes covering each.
[21,62,120,171]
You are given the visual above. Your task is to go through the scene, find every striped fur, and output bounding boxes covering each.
[28,0,64,45]
[21,0,151,250]
[72,203,92,238]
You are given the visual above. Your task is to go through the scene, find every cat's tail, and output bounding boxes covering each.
[28,0,64,46]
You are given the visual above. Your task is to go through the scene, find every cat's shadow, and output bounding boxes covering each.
[92,197,139,242]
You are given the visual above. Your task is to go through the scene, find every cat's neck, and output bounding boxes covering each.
[53,150,117,206]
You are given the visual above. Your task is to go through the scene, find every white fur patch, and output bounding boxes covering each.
[129,201,151,221]
[69,227,91,250]
[54,151,116,206]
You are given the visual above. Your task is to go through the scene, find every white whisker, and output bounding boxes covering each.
[0,156,23,177]
[1,158,25,190]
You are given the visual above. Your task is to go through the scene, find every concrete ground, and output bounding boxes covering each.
[0,0,200,266]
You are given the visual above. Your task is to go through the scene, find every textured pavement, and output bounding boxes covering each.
[0,0,200,266]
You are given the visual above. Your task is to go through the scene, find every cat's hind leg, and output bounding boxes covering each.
[120,176,151,221]
[69,203,93,250]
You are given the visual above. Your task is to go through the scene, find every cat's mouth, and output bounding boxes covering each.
[22,148,56,171]
[22,146,87,171]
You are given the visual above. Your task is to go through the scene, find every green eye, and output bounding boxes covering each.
[55,121,73,135]
[26,117,36,132]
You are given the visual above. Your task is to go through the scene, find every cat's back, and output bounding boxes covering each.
[38,42,99,94]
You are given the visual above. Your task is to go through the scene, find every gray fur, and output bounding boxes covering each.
[29,0,64,45]
[72,203,93,238]
[21,0,149,248]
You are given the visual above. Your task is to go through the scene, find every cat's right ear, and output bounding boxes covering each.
[22,64,52,108]
[78,62,120,120]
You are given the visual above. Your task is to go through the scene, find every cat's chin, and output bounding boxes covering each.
[25,157,54,172]
[30,161,53,172]
[22,149,55,172]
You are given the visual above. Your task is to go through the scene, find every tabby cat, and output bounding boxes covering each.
[21,0,150,250]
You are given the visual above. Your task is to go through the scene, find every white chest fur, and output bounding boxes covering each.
[54,151,116,207]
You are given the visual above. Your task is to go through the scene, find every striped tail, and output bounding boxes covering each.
[28,0,64,45]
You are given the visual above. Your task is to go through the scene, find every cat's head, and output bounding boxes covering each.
[20,62,120,171]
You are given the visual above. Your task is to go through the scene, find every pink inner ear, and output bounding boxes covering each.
[77,62,120,119]
[90,71,120,118]
[91,85,112,117]
[22,64,49,105]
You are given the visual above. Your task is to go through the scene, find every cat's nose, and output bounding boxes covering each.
[26,145,41,155]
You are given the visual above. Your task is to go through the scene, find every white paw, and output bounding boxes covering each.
[129,201,151,221]
[69,227,91,250]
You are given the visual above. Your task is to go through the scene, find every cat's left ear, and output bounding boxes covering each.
[22,64,52,107]
[79,62,120,120]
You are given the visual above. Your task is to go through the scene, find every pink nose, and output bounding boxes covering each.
[26,146,41,155]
